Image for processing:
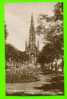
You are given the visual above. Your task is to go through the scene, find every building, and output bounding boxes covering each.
[25,15,39,64]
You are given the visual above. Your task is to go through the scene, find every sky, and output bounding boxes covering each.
[5,3,56,51]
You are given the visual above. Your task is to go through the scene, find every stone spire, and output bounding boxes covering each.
[29,14,36,50]
[25,40,27,52]
[25,14,39,64]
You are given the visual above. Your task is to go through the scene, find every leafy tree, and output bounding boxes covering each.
[54,3,63,21]
[37,3,63,72]
[5,24,8,40]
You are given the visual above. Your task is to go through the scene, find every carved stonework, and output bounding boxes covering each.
[25,15,39,64]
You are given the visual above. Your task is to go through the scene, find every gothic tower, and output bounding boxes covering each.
[25,14,39,64]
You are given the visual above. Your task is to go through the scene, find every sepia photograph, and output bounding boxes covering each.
[5,2,64,96]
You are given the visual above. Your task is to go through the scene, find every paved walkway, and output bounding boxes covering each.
[6,74,63,95]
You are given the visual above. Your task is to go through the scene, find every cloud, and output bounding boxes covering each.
[5,3,56,51]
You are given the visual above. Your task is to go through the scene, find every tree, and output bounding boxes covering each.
[5,24,8,40]
[37,3,63,72]
[54,3,63,21]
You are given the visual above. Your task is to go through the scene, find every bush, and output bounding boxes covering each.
[6,65,40,83]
